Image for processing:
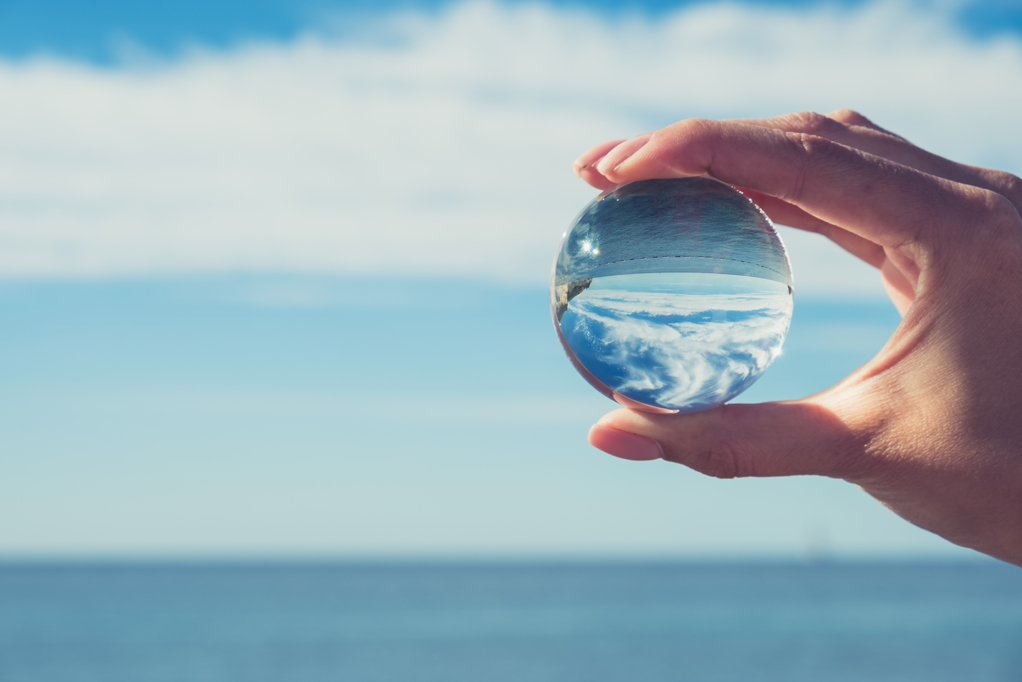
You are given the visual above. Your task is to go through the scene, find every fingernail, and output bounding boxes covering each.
[572,161,588,178]
[595,134,652,176]
[588,424,663,461]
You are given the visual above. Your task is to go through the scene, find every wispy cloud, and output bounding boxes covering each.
[1,0,1018,296]
[560,286,792,409]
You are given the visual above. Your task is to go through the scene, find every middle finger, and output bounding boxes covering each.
[733,110,1019,205]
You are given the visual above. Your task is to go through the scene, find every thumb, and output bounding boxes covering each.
[588,401,863,479]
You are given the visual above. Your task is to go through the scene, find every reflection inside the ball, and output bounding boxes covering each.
[551,178,793,413]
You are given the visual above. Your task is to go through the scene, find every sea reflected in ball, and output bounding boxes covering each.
[552,178,793,413]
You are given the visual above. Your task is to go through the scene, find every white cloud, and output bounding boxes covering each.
[560,285,792,409]
[0,0,1019,296]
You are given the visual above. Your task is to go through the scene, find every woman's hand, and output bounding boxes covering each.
[574,110,1022,566]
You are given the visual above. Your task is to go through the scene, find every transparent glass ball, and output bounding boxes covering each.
[551,177,793,414]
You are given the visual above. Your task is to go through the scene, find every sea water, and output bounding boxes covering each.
[552,177,793,412]
[556,272,792,412]
[1,561,1021,682]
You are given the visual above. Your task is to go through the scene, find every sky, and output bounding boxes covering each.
[1,0,1020,560]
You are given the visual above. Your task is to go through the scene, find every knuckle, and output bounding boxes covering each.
[668,117,715,139]
[827,108,871,127]
[974,186,1020,226]
[987,194,1022,250]
[787,111,836,134]
[686,439,748,479]
[992,170,1022,206]
[780,131,834,203]
[659,118,720,174]
[939,186,1022,273]
[790,130,828,154]
[825,109,904,140]
[1003,171,1022,195]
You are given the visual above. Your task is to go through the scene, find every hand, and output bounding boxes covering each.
[573,110,1022,566]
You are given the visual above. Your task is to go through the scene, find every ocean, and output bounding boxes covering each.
[1,561,1020,681]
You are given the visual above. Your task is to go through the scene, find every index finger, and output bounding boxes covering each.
[598,119,975,254]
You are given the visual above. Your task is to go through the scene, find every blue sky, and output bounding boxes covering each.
[1,277,917,558]
[1,0,1019,559]
[1,0,1020,64]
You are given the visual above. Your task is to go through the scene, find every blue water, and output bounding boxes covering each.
[2,562,1021,681]
[554,178,791,289]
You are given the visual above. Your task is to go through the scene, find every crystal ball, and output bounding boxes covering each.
[551,177,793,414]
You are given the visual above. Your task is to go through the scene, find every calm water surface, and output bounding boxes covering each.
[1,562,1021,682]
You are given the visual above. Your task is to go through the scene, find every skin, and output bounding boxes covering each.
[573,110,1022,567]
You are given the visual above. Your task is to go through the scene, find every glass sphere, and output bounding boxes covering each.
[551,177,793,414]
